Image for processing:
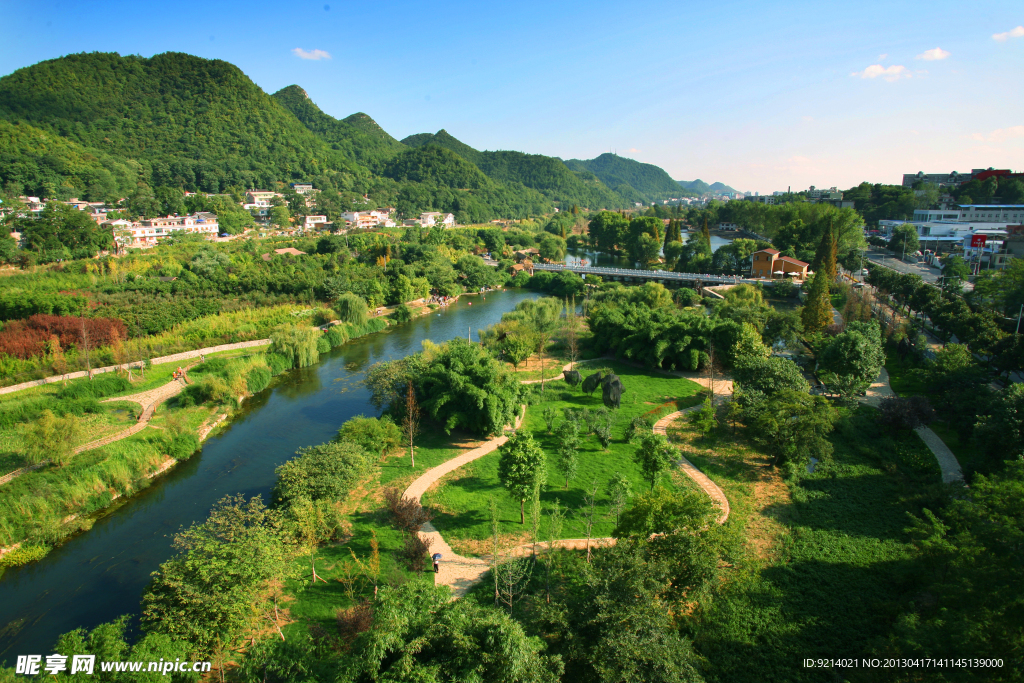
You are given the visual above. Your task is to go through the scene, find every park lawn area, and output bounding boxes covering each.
[422,362,704,553]
[680,405,945,683]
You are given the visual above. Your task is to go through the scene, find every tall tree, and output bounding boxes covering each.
[498,431,547,524]
[402,381,420,467]
[555,420,580,489]
[633,432,675,492]
[801,272,833,334]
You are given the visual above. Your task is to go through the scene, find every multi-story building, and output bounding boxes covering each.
[878,204,1024,253]
[291,183,315,195]
[341,209,395,230]
[117,213,219,247]
[902,171,972,188]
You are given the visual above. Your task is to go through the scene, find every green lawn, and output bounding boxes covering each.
[686,406,944,682]
[883,347,928,396]
[422,362,704,552]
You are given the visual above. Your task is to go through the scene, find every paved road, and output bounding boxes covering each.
[864,249,940,283]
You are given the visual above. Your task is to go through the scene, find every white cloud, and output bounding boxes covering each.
[802,116,814,122]
[877,53,888,61]
[992,26,1024,42]
[628,147,640,153]
[916,47,950,61]
[292,48,331,60]
[850,64,911,82]
[968,126,1024,143]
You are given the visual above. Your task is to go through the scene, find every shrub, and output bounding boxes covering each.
[878,396,935,434]
[324,326,347,348]
[391,304,413,324]
[190,357,230,376]
[337,601,374,644]
[272,441,370,506]
[57,374,131,400]
[398,534,432,572]
[265,352,291,376]
[246,366,271,394]
[382,487,432,534]
[168,433,201,460]
[178,376,231,407]
[316,335,331,354]
[335,415,402,459]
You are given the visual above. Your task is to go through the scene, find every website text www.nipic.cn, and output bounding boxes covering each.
[15,654,212,676]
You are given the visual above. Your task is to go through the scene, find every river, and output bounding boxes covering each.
[0,289,538,664]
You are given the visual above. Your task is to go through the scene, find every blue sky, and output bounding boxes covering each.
[1,0,1021,193]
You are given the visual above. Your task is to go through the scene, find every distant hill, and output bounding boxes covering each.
[564,153,686,201]
[273,85,403,166]
[0,51,694,220]
[677,179,738,195]
[402,130,627,209]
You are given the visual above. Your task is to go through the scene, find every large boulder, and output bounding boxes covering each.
[563,369,582,387]
[582,372,604,396]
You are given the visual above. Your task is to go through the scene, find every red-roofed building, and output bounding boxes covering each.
[750,248,808,278]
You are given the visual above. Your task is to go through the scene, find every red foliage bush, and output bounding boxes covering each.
[0,314,127,359]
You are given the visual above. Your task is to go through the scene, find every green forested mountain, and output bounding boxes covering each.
[563,153,687,201]
[272,85,404,167]
[0,51,685,220]
[678,179,738,194]
[0,52,358,193]
[402,130,627,209]
[401,130,482,164]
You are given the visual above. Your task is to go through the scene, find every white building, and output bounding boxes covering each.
[291,183,315,195]
[303,215,330,230]
[341,209,395,230]
[118,213,219,247]
[419,212,455,227]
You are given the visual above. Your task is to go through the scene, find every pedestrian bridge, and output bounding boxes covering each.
[531,262,756,286]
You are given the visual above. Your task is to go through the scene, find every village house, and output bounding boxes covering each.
[419,212,455,227]
[303,215,330,230]
[750,248,809,279]
[341,209,395,230]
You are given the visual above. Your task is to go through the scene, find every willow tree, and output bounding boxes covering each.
[270,326,321,368]
[334,292,369,327]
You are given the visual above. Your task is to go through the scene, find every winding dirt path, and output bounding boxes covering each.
[1,371,194,487]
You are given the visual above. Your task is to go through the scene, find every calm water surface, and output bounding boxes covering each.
[0,289,537,664]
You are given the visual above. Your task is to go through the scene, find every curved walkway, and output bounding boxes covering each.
[654,408,731,524]
[0,373,193,487]
[862,367,964,484]
[406,374,733,597]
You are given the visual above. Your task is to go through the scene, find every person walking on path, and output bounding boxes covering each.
[432,553,442,574]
